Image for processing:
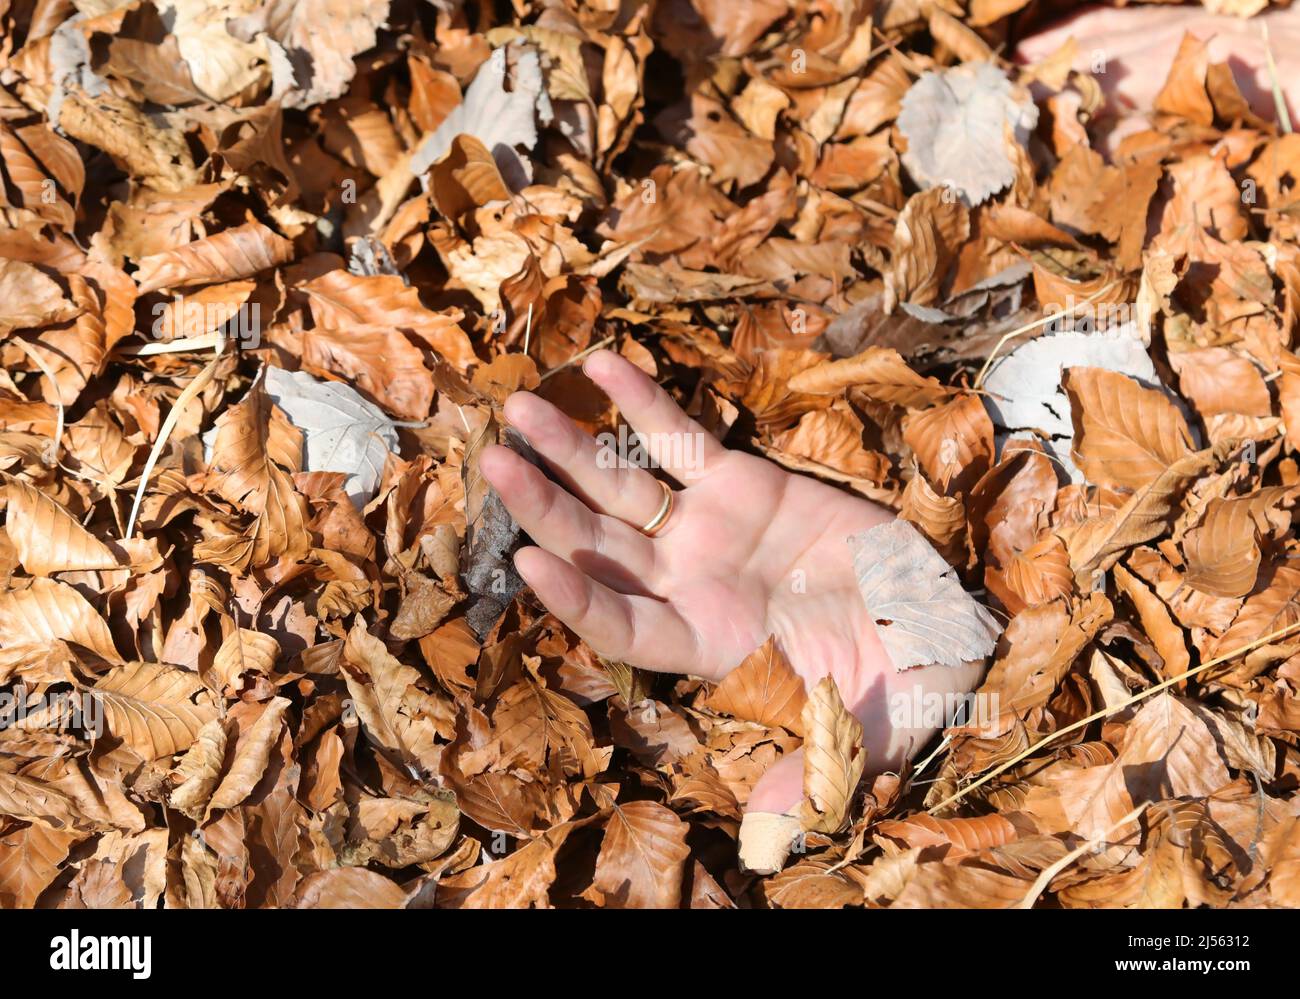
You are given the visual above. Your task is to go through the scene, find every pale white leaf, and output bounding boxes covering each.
[851,519,1000,671]
[409,44,553,187]
[897,62,1037,206]
[241,367,397,508]
[982,326,1172,482]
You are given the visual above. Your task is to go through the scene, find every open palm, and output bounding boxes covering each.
[479,350,981,815]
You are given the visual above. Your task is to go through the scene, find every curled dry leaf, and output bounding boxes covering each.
[884,187,970,311]
[1169,347,1272,419]
[799,676,867,835]
[582,800,692,908]
[2,474,119,574]
[342,621,443,776]
[1064,367,1193,490]
[250,0,393,109]
[1000,534,1073,613]
[1209,565,1300,661]
[206,697,292,812]
[436,823,579,909]
[462,423,541,638]
[212,628,281,691]
[0,577,121,663]
[903,393,994,496]
[0,770,88,829]
[1182,496,1262,598]
[169,718,230,820]
[0,823,81,908]
[298,270,475,370]
[92,662,219,760]
[134,221,294,294]
[1113,564,1190,681]
[1049,693,1229,841]
[0,258,77,331]
[303,325,433,422]
[294,867,410,909]
[762,857,863,909]
[900,472,966,564]
[788,345,953,408]
[1153,32,1215,127]
[764,406,890,491]
[1060,444,1227,584]
[874,812,1022,861]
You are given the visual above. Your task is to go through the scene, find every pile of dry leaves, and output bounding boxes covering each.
[1,0,1299,909]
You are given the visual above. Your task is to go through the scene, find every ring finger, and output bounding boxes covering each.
[503,391,670,532]
[477,444,661,593]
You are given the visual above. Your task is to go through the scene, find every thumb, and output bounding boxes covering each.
[737,748,804,875]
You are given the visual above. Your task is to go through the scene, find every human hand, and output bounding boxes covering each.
[478,350,983,823]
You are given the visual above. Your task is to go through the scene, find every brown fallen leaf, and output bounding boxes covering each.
[703,636,808,736]
[1064,367,1194,490]
[1182,496,1263,598]
[134,221,294,294]
[2,474,119,574]
[92,662,219,760]
[0,577,122,663]
[799,676,867,835]
[582,800,692,908]
[788,346,953,408]
[0,822,82,908]
[342,621,443,776]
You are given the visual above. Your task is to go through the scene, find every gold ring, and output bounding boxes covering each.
[639,480,675,537]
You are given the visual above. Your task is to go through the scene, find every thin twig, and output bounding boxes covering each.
[927,617,1300,815]
[1016,802,1149,908]
[123,343,227,540]
[1260,23,1292,135]
[972,281,1118,391]
[539,335,615,382]
[912,734,951,778]
[116,333,225,355]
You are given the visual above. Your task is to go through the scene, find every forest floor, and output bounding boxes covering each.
[0,0,1298,909]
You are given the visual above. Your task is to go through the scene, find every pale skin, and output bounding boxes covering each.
[479,350,982,817]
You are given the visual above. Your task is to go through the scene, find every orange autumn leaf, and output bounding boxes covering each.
[704,636,808,736]
[1064,367,1194,490]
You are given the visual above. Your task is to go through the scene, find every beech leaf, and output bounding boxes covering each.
[262,366,399,509]
[799,676,867,834]
[851,519,1001,671]
[410,44,553,187]
[896,62,1037,205]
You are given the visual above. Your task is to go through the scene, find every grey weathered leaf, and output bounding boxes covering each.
[462,420,541,638]
[851,519,1000,671]
[262,366,399,508]
[896,62,1037,206]
[982,327,1171,482]
[410,44,553,188]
